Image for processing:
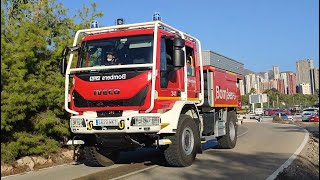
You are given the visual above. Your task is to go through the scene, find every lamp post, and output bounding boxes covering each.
[277,94,279,108]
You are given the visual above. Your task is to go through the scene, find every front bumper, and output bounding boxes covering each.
[69,112,162,134]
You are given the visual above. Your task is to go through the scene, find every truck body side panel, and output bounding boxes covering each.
[203,66,239,108]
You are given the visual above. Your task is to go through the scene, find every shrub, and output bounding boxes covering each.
[272,116,283,123]
[1,132,60,163]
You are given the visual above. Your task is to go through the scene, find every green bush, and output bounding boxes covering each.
[272,116,283,123]
[272,116,293,124]
[1,133,60,163]
[34,110,70,141]
[1,143,19,164]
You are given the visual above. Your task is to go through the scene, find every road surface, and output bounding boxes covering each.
[2,119,308,180]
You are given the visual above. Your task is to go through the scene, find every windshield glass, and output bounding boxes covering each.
[302,112,311,115]
[77,35,153,68]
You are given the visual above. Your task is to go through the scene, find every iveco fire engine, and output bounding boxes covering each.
[61,18,243,167]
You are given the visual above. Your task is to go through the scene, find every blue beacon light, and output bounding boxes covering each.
[90,20,99,28]
[153,12,161,21]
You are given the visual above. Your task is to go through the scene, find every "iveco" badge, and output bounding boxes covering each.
[93,89,120,95]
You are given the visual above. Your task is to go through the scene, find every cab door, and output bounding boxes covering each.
[158,36,183,100]
[186,45,198,100]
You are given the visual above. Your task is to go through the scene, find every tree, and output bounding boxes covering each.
[315,89,319,99]
[249,88,256,95]
[1,0,103,163]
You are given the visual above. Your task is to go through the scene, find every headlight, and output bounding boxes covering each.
[70,118,85,127]
[131,116,160,126]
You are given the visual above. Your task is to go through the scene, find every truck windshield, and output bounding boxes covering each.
[77,35,153,68]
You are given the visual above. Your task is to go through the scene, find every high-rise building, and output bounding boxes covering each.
[298,83,311,95]
[287,73,297,95]
[239,80,245,95]
[250,74,257,93]
[255,75,263,94]
[245,74,251,94]
[296,59,314,85]
[310,68,319,94]
[273,65,280,79]
[244,73,261,94]
[260,81,271,92]
[263,72,269,81]
[280,72,288,94]
[271,79,278,90]
[277,79,285,94]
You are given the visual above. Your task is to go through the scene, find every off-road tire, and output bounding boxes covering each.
[163,114,200,167]
[217,111,237,149]
[83,146,119,167]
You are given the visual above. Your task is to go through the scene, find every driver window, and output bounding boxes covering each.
[186,46,195,76]
[160,37,174,88]
[79,45,102,67]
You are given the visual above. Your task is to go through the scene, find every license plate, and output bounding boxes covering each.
[95,119,118,126]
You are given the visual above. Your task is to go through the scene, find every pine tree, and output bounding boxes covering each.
[1,0,103,163]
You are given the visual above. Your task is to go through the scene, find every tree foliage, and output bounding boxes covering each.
[241,88,319,108]
[1,0,103,163]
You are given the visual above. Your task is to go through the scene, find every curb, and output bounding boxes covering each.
[266,124,310,180]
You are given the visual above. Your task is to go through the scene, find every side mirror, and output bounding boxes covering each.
[173,36,185,68]
[60,47,69,75]
[60,45,80,76]
[173,37,185,47]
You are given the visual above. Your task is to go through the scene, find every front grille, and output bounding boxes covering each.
[73,86,148,108]
[97,110,123,117]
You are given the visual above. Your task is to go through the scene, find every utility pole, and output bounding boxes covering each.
[277,95,279,108]
[293,96,294,106]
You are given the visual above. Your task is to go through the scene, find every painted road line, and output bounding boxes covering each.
[266,125,309,180]
[237,130,248,138]
[110,165,158,180]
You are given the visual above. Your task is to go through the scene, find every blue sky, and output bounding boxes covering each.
[60,0,319,73]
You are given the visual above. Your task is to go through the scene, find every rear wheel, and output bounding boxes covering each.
[217,111,237,149]
[83,146,119,167]
[163,114,200,167]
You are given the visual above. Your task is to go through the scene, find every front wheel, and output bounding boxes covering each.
[82,146,119,167]
[163,114,200,167]
[217,111,237,149]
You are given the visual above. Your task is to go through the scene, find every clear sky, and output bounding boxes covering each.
[60,0,319,73]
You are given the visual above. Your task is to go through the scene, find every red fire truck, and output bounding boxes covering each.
[61,20,243,167]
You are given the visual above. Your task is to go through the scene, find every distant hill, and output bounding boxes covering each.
[245,69,275,80]
[244,68,257,75]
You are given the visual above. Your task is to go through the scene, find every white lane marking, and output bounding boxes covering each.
[110,165,158,180]
[266,125,309,180]
[237,130,248,138]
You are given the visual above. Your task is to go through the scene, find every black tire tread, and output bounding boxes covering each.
[83,146,115,167]
[163,114,199,167]
[217,111,237,149]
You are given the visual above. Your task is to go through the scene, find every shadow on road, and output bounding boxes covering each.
[75,125,248,168]
[273,125,306,133]
[74,147,168,167]
[131,150,318,180]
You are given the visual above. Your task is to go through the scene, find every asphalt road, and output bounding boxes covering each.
[2,119,308,180]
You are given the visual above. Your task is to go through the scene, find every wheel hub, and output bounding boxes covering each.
[182,127,194,155]
[229,121,236,141]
